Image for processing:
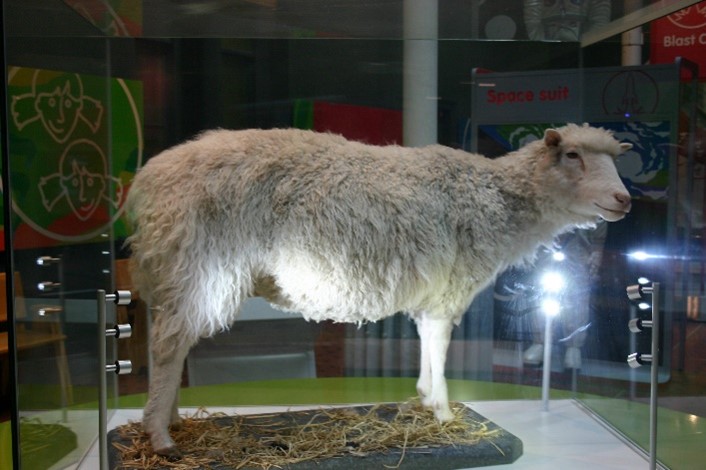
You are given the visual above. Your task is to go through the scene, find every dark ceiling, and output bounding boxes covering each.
[4,1,490,40]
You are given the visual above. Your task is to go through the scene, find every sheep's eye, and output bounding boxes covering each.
[565,151,580,159]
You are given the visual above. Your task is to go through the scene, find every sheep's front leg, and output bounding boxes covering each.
[415,316,432,403]
[414,315,454,421]
[143,334,192,457]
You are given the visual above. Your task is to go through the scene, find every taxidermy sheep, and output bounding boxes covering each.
[125,124,632,456]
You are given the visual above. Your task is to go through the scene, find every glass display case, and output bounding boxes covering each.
[1,1,705,469]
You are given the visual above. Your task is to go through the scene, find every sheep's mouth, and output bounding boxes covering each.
[594,203,629,220]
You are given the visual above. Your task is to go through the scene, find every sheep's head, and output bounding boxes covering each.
[541,124,632,223]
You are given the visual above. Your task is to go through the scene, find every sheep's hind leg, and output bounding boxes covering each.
[414,315,454,422]
[143,334,193,458]
[170,389,182,427]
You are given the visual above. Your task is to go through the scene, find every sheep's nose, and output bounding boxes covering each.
[615,192,631,212]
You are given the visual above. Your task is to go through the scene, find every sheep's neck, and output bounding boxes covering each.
[476,153,563,266]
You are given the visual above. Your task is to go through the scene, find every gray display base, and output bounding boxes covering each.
[108,404,522,469]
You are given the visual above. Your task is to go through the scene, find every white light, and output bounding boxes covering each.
[638,277,650,285]
[630,251,650,261]
[542,298,561,317]
[552,251,566,262]
[638,302,651,310]
[541,271,565,293]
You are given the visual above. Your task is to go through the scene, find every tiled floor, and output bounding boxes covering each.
[74,399,652,470]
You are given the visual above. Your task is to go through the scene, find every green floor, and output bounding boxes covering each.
[116,377,574,408]
[2,378,705,469]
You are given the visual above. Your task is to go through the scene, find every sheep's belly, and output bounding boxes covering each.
[265,262,405,324]
[272,280,399,324]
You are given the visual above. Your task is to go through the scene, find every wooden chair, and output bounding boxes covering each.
[114,259,149,373]
[0,271,73,406]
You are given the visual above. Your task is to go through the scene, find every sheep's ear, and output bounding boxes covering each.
[620,142,633,153]
[544,128,562,148]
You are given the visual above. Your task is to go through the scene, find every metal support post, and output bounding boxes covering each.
[97,289,108,470]
[649,283,660,470]
[541,313,553,412]
[626,281,660,470]
[98,289,132,470]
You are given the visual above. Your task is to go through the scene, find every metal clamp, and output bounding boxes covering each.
[105,290,131,305]
[37,306,63,316]
[37,281,61,292]
[628,318,653,333]
[106,360,133,375]
[36,255,61,266]
[106,324,132,339]
[626,283,653,301]
[627,352,653,368]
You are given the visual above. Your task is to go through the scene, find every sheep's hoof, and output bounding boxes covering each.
[154,445,182,460]
[433,406,455,422]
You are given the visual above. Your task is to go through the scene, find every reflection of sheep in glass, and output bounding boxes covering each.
[126,124,632,456]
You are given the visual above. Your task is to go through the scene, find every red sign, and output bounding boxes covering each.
[313,102,402,146]
[650,2,706,78]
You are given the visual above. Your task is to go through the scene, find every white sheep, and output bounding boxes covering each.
[126,124,632,456]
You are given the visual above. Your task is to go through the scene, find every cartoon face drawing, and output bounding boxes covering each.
[12,70,103,144]
[61,158,107,221]
[34,80,85,143]
[39,139,123,222]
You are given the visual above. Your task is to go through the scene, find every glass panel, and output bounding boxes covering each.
[2,2,705,470]
[2,3,143,466]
